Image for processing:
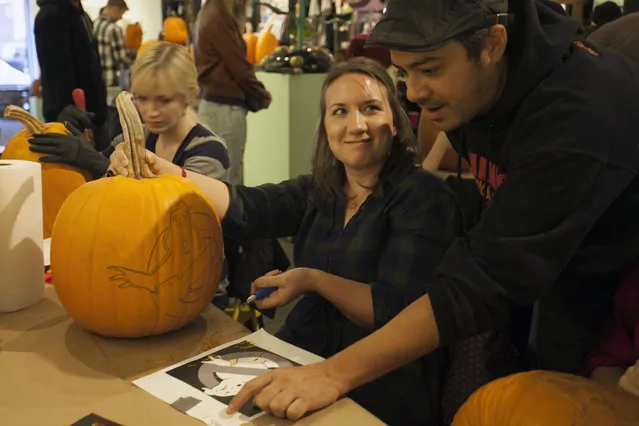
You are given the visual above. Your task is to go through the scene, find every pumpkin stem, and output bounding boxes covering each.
[3,105,47,134]
[115,92,154,179]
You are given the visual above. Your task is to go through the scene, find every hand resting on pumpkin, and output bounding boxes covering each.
[28,122,109,179]
[109,142,232,220]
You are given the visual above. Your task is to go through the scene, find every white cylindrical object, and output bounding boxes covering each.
[309,0,320,17]
[0,160,45,312]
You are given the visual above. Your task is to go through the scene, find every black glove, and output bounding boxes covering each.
[57,105,96,133]
[28,133,110,180]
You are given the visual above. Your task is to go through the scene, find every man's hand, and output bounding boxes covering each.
[227,363,346,420]
[29,133,108,179]
[57,104,95,133]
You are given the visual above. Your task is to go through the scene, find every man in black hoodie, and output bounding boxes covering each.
[226,0,639,420]
[34,0,108,150]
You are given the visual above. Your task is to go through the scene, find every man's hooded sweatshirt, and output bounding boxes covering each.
[431,0,639,372]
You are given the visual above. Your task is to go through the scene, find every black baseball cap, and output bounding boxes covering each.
[366,0,513,52]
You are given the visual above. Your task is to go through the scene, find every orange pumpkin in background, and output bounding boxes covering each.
[255,24,278,64]
[125,22,143,50]
[137,40,161,57]
[452,370,639,426]
[164,15,188,45]
[1,106,91,239]
[50,92,224,338]
[243,31,258,64]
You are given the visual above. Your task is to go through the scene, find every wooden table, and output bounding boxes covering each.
[0,285,383,426]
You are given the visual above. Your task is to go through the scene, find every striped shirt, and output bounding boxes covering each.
[105,124,231,181]
[94,16,130,87]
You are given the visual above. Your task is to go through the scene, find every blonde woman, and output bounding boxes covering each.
[194,0,272,185]
[28,42,230,182]
[29,41,232,309]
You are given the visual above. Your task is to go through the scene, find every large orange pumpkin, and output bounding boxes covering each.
[243,31,258,64]
[164,15,188,45]
[255,25,278,64]
[50,92,224,338]
[452,370,639,426]
[1,106,91,239]
[125,22,143,51]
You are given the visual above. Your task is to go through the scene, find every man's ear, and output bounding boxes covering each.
[487,24,508,64]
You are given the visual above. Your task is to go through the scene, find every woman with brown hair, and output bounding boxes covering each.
[193,0,271,185]
[109,57,455,425]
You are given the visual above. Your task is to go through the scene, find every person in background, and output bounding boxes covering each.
[34,0,108,150]
[582,1,622,37]
[109,57,457,425]
[29,43,229,183]
[94,0,133,88]
[194,0,271,186]
[101,43,230,179]
[223,0,639,420]
[28,42,232,309]
[193,0,277,312]
[588,12,639,67]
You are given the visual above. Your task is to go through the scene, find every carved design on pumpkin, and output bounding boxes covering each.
[106,200,220,313]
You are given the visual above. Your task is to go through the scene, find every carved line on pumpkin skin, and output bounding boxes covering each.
[111,91,223,322]
[106,201,219,315]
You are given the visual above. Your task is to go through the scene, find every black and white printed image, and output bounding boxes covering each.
[166,340,300,417]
